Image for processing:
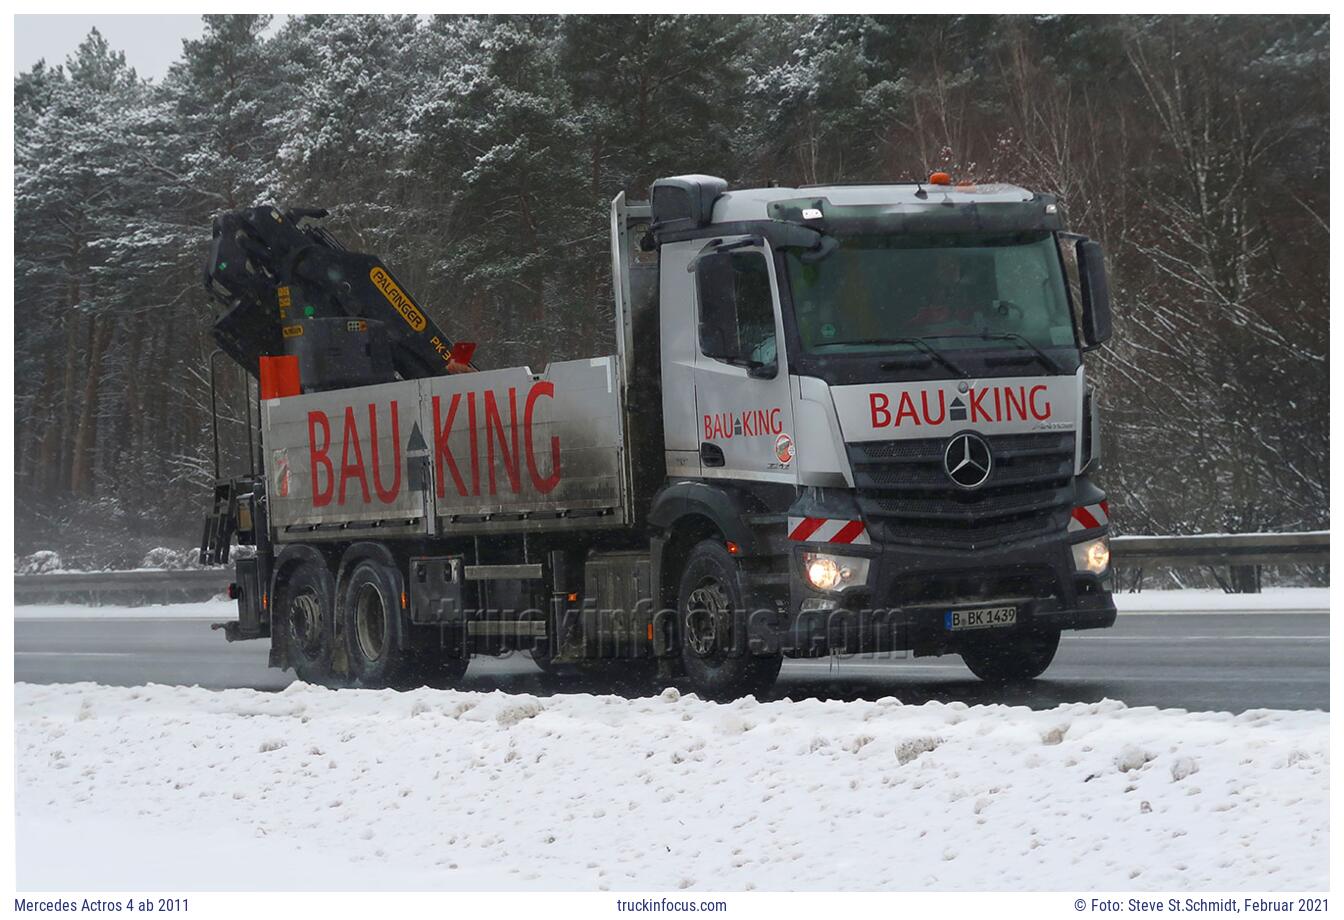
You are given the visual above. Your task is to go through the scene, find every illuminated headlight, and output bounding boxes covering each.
[802,552,870,592]
[1072,536,1111,575]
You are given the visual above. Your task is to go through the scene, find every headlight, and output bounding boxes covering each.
[802,552,870,592]
[1072,536,1110,575]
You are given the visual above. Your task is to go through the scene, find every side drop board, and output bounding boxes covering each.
[262,356,628,539]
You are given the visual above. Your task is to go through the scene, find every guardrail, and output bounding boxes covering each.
[1111,530,1327,593]
[14,568,233,601]
[13,532,1328,602]
[1111,531,1330,567]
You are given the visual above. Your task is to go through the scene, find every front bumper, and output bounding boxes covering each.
[779,529,1116,657]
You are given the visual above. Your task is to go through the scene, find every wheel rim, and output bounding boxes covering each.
[685,577,731,661]
[354,581,388,663]
[290,588,323,657]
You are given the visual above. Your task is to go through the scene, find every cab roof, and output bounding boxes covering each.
[710,182,1038,224]
[646,175,1058,243]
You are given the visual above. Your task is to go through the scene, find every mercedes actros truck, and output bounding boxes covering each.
[200,172,1117,698]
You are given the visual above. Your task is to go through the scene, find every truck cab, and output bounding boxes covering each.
[619,174,1116,691]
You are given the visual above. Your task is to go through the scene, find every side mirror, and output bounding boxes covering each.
[1076,239,1112,349]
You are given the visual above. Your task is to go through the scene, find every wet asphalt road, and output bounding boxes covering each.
[14,609,1328,712]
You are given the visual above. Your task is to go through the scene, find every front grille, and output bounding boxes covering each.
[863,453,1070,489]
[850,432,1076,549]
[888,566,1060,607]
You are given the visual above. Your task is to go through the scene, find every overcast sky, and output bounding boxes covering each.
[15,15,206,80]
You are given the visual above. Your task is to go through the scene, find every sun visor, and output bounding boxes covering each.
[767,195,1064,235]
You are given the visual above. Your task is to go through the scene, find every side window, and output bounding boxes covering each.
[696,251,777,368]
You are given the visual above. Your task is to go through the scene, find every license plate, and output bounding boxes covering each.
[945,605,1018,631]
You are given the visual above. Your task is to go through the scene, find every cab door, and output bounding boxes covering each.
[692,240,797,485]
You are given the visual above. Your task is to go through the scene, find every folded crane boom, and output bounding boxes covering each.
[204,206,473,391]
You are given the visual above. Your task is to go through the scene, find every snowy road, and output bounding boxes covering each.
[14,591,1330,712]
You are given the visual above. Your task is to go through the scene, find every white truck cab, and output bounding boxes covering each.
[623,174,1115,690]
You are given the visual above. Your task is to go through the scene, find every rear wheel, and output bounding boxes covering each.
[278,555,336,685]
[959,629,1061,683]
[342,559,418,689]
[677,540,782,701]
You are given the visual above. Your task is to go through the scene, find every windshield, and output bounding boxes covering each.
[784,232,1078,364]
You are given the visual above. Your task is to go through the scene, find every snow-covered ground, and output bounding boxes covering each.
[1115,587,1329,614]
[16,681,1327,891]
[13,587,1332,620]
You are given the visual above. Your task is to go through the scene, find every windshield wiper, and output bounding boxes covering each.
[920,332,1062,375]
[964,332,1063,375]
[819,337,969,379]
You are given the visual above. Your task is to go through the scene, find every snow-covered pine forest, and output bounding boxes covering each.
[13,15,1329,569]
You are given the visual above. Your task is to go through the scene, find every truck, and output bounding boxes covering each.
[200,172,1117,699]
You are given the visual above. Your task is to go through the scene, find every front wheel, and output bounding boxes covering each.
[676,539,782,701]
[959,629,1061,683]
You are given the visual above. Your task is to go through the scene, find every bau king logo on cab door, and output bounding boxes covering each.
[702,407,784,441]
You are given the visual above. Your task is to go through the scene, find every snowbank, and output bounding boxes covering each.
[1114,588,1328,614]
[14,548,223,575]
[15,550,63,575]
[16,682,1327,891]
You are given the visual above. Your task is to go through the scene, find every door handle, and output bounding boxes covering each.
[700,443,725,468]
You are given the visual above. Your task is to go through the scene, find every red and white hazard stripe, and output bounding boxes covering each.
[787,516,871,545]
[1068,500,1110,533]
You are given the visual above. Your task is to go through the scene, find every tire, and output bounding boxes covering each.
[277,555,337,685]
[341,558,418,689]
[676,539,783,701]
[959,629,1061,683]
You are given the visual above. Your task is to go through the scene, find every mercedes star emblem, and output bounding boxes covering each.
[944,432,993,489]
